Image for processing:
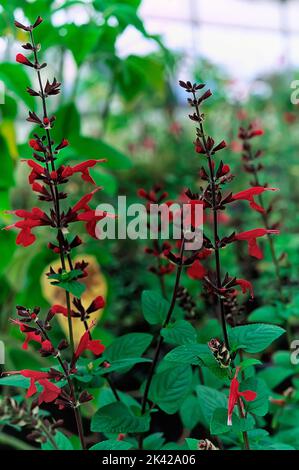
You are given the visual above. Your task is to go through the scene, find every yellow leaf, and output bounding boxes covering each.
[0,120,19,160]
[41,254,108,345]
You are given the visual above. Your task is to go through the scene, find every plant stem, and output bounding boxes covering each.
[192,93,250,449]
[35,320,86,450]
[247,145,284,299]
[138,238,185,449]
[30,30,75,353]
[29,29,85,448]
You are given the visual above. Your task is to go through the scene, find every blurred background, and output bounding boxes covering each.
[1,0,299,448]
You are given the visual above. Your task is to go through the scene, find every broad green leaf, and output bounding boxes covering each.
[180,395,204,430]
[161,320,197,346]
[185,438,201,450]
[142,290,170,325]
[229,323,285,353]
[41,431,74,450]
[89,440,133,450]
[196,385,227,425]
[239,358,262,372]
[50,279,86,298]
[163,343,211,365]
[240,377,269,416]
[143,433,165,450]
[149,365,192,414]
[258,366,293,389]
[97,357,152,374]
[248,305,284,325]
[210,407,255,435]
[0,375,30,388]
[103,333,152,362]
[91,402,150,433]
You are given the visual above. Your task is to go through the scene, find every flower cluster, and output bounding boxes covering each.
[179,80,280,442]
[2,17,108,449]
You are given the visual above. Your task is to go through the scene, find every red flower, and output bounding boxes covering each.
[249,129,264,138]
[73,322,105,363]
[234,228,279,259]
[232,187,278,213]
[20,370,61,405]
[23,159,45,183]
[5,207,50,247]
[56,139,69,151]
[29,139,44,152]
[16,53,34,67]
[62,159,106,185]
[227,368,257,425]
[187,260,206,280]
[235,278,254,298]
[86,296,105,314]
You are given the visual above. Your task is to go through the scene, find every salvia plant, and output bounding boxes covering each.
[0,18,292,452]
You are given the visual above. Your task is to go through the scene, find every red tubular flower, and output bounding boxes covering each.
[249,129,264,138]
[86,296,105,314]
[73,322,105,363]
[232,187,279,213]
[235,279,254,298]
[56,138,69,150]
[29,139,44,152]
[187,260,206,280]
[20,370,61,404]
[227,368,257,426]
[23,159,45,184]
[62,159,106,185]
[16,53,34,67]
[5,207,50,247]
[234,228,279,259]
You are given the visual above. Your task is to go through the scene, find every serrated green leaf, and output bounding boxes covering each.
[196,385,227,425]
[103,333,152,363]
[142,290,170,325]
[229,324,285,353]
[149,365,192,414]
[161,320,197,345]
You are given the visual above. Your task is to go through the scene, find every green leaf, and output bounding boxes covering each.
[258,366,293,389]
[248,305,284,325]
[103,333,152,362]
[185,438,201,450]
[89,440,133,450]
[229,324,285,353]
[143,433,165,450]
[180,395,204,430]
[196,385,227,425]
[91,402,150,433]
[97,357,152,374]
[163,343,211,365]
[41,432,74,450]
[239,358,262,372]
[50,279,86,298]
[210,408,255,435]
[142,290,170,325]
[0,375,30,388]
[240,377,269,416]
[148,365,192,414]
[0,63,35,109]
[161,320,197,346]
